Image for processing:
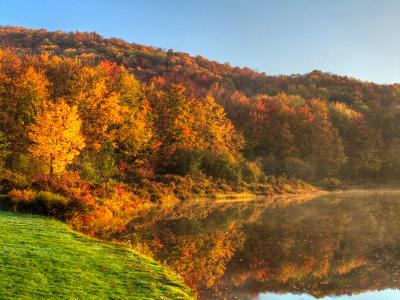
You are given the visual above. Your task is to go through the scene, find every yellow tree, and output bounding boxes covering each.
[77,66,127,151]
[196,95,242,155]
[0,50,49,153]
[28,100,85,175]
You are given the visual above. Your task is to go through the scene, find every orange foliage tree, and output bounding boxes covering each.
[28,100,85,175]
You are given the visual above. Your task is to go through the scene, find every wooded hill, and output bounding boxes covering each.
[1,26,400,186]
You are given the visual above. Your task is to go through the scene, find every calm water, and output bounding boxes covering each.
[117,191,400,299]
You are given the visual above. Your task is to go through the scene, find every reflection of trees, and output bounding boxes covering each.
[219,192,400,299]
[119,192,400,299]
[119,201,263,290]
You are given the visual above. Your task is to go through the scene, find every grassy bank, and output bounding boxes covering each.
[0,211,193,299]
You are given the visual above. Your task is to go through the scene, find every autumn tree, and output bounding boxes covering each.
[77,63,154,180]
[195,95,242,155]
[44,55,86,102]
[308,99,346,177]
[383,138,400,178]
[148,83,196,160]
[330,103,382,178]
[110,66,153,163]
[345,123,382,178]
[0,50,49,154]
[28,100,85,175]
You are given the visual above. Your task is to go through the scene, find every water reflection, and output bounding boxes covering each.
[260,289,400,300]
[117,191,400,299]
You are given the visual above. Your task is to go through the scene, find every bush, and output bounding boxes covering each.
[201,152,242,183]
[8,188,37,202]
[79,160,101,183]
[167,150,204,176]
[9,153,49,176]
[240,161,263,183]
[135,178,177,203]
[163,150,243,183]
[283,157,315,180]
[0,170,30,194]
[32,172,93,204]
[28,173,95,218]
[262,155,284,175]
[76,148,119,183]
[34,191,71,218]
[3,189,72,220]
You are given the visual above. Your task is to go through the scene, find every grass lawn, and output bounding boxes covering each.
[0,211,194,299]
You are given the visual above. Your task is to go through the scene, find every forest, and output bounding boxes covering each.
[0,26,400,235]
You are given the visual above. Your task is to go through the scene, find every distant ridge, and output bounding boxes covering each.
[0,26,398,109]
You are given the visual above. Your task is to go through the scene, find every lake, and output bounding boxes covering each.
[116,191,400,299]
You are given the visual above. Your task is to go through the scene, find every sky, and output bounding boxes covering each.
[1,0,400,84]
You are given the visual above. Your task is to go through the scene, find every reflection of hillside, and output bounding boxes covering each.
[217,192,400,299]
[120,201,261,289]
[119,192,400,299]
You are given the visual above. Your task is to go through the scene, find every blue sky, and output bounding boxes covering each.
[1,0,400,84]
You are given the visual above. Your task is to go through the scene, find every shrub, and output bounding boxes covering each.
[3,189,73,220]
[262,155,284,175]
[136,178,177,203]
[0,170,30,194]
[167,150,204,176]
[283,157,315,180]
[164,150,244,183]
[240,161,263,183]
[34,191,71,218]
[79,160,101,183]
[8,189,37,202]
[76,146,119,183]
[201,152,241,183]
[33,172,93,205]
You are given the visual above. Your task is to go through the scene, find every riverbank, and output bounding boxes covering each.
[0,171,320,237]
[0,170,323,299]
[144,174,319,202]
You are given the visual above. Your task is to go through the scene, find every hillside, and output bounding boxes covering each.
[0,211,193,299]
[1,26,399,187]
[1,26,399,105]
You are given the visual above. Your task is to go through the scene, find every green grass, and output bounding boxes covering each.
[0,211,194,299]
